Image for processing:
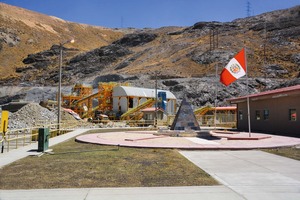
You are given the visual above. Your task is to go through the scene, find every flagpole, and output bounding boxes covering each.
[214,63,218,130]
[220,47,251,136]
[245,48,252,137]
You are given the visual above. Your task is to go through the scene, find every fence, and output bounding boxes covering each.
[198,114,236,127]
[1,114,236,153]
[91,119,168,128]
[1,120,76,153]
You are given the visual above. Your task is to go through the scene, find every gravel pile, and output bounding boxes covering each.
[4,103,130,130]
[6,103,98,130]
[8,103,57,130]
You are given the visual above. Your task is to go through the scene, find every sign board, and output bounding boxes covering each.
[1,110,9,134]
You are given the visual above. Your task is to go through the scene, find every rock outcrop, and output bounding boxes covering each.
[112,33,157,47]
[0,4,299,109]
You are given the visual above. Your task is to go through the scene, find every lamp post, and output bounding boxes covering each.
[57,39,74,133]
[154,71,158,129]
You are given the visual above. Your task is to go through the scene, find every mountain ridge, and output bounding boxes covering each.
[0,2,128,79]
[0,3,299,107]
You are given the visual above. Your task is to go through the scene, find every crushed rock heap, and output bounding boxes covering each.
[8,103,80,130]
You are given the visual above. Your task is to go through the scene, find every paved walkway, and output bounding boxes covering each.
[180,150,300,200]
[1,129,300,199]
[0,186,243,200]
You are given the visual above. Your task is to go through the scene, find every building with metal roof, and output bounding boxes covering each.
[228,85,300,137]
[112,86,177,116]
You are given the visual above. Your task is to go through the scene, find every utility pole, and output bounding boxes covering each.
[57,39,75,134]
[263,22,267,82]
[154,71,158,129]
[209,26,219,128]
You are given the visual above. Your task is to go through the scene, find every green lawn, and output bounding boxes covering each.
[0,136,218,189]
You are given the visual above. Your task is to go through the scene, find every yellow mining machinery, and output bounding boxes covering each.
[62,84,94,118]
[120,98,155,120]
[62,82,125,119]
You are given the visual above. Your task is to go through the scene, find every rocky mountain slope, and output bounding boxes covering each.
[0,3,127,79]
[0,3,299,108]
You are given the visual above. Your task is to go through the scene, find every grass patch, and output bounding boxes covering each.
[263,146,300,161]
[0,136,218,189]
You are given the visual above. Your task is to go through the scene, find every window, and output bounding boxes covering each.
[289,109,297,121]
[146,113,153,120]
[239,110,243,120]
[263,109,269,120]
[255,110,261,120]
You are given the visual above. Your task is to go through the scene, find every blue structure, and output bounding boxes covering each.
[158,91,167,111]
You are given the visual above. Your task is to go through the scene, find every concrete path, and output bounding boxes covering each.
[0,186,243,200]
[180,150,300,200]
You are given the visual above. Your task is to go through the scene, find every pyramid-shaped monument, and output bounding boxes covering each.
[170,98,200,131]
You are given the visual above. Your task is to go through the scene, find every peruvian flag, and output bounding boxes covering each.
[220,48,246,86]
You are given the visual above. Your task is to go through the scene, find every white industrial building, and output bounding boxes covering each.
[112,86,177,115]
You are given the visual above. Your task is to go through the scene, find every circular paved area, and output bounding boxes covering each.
[76,130,300,150]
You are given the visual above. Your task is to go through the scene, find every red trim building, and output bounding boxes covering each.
[228,85,300,137]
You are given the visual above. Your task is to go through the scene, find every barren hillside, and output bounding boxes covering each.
[0,3,126,79]
[0,3,299,107]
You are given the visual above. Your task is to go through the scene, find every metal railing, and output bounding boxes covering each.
[1,120,77,153]
[95,119,171,127]
[4,127,39,152]
[198,114,236,127]
[0,114,237,153]
[93,114,236,129]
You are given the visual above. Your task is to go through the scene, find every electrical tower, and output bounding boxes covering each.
[209,28,218,51]
[121,16,124,28]
[246,1,251,17]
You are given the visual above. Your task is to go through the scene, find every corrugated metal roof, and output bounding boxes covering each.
[113,86,176,99]
[228,85,300,102]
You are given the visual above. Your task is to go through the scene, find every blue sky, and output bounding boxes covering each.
[1,0,300,28]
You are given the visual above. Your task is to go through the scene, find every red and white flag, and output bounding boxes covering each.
[220,48,246,86]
